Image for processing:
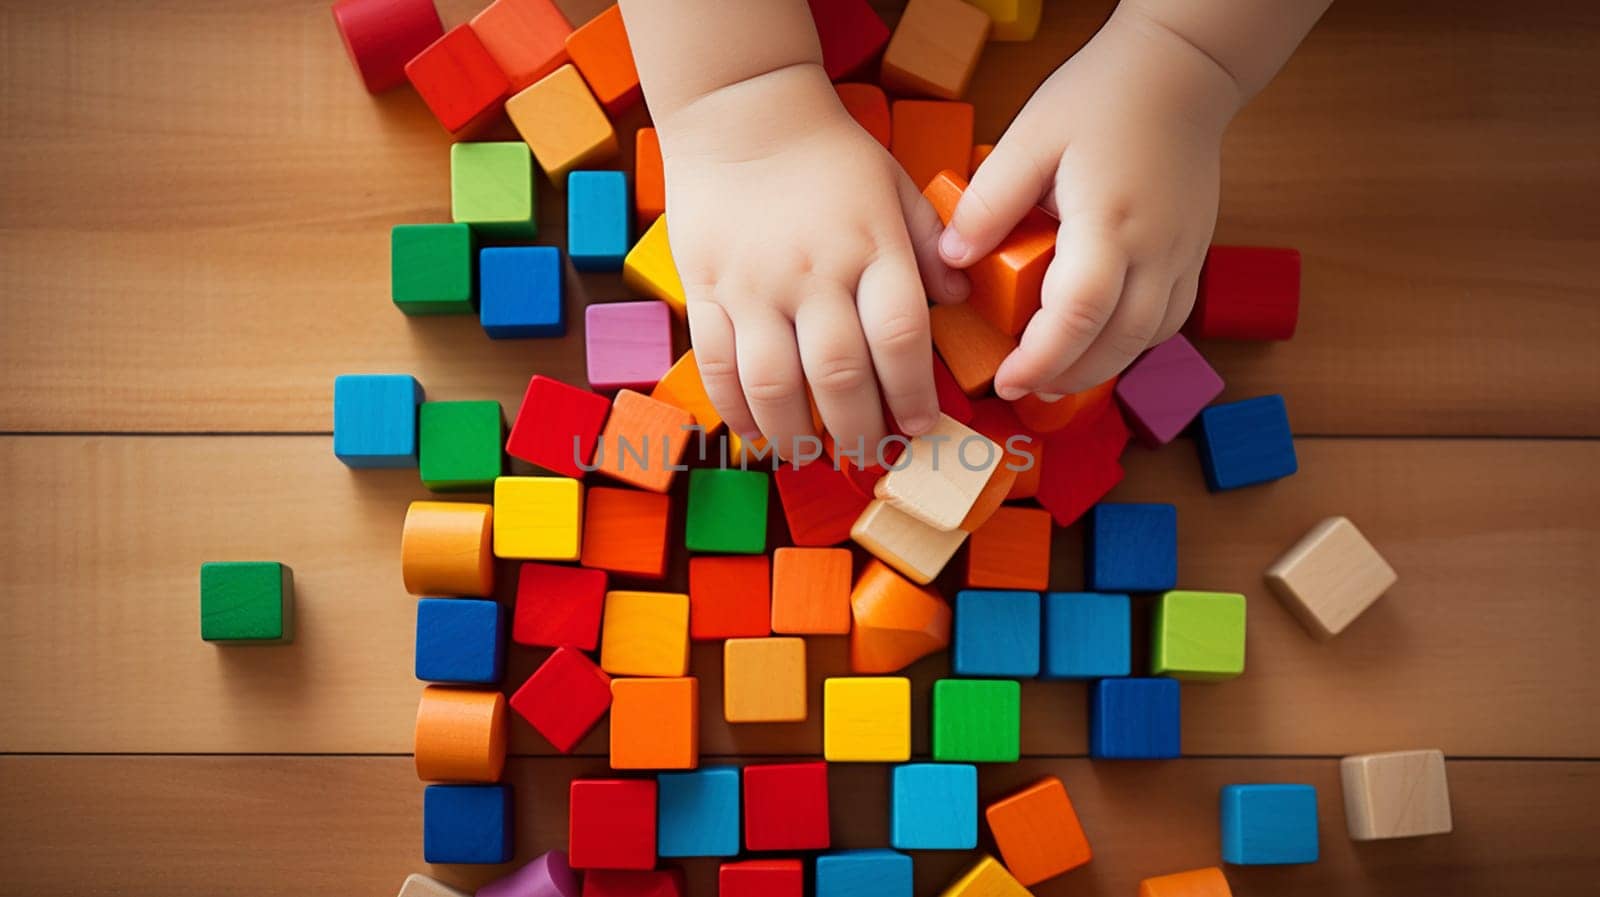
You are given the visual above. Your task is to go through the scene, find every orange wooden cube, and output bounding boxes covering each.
[771,547,853,635]
[564,4,639,114]
[985,777,1091,886]
[836,83,891,147]
[1138,868,1233,897]
[688,555,771,640]
[594,389,694,493]
[849,559,951,673]
[723,637,807,723]
[469,0,572,92]
[966,505,1050,591]
[971,143,994,170]
[1012,378,1117,433]
[924,170,1056,336]
[891,101,973,191]
[599,590,690,677]
[506,63,618,184]
[635,127,665,223]
[609,676,698,769]
[414,686,507,783]
[579,486,670,578]
[651,349,723,434]
[881,0,990,100]
[930,301,1016,397]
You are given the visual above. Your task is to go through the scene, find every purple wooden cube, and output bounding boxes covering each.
[476,849,580,897]
[584,300,673,391]
[1114,334,1224,446]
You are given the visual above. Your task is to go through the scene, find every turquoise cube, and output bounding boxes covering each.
[815,849,912,897]
[658,767,740,858]
[567,170,630,271]
[890,763,977,850]
[952,590,1040,678]
[1042,592,1130,679]
[333,374,423,468]
[1221,784,1319,865]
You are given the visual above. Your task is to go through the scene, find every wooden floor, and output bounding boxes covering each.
[1,0,1596,895]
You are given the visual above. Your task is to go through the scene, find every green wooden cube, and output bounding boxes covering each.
[200,562,293,644]
[684,468,769,554]
[1152,590,1247,681]
[392,223,475,315]
[931,679,1020,762]
[451,142,537,240]
[419,400,504,492]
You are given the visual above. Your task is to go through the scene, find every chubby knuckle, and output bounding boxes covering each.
[866,311,928,354]
[695,353,740,383]
[1107,323,1158,360]
[1049,301,1111,341]
[810,355,873,394]
[742,374,797,405]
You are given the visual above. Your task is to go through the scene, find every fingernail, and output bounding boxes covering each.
[899,414,933,435]
[942,268,970,299]
[996,385,1025,401]
[939,228,970,264]
[1036,392,1065,403]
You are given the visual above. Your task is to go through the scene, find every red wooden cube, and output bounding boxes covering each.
[513,561,607,649]
[743,762,830,851]
[569,778,658,870]
[507,374,612,478]
[509,646,612,752]
[1188,245,1302,340]
[807,0,891,80]
[404,25,511,135]
[331,0,444,93]
[774,461,872,547]
[582,869,685,897]
[720,859,804,897]
[688,555,771,640]
[1035,403,1131,527]
[933,354,974,423]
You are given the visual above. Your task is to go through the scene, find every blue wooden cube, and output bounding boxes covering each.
[423,784,512,863]
[1086,502,1177,592]
[567,170,630,271]
[479,246,564,339]
[1221,784,1319,865]
[815,849,913,897]
[1042,592,1130,679]
[890,763,977,850]
[414,598,504,684]
[1196,394,1297,491]
[952,590,1040,678]
[333,374,423,468]
[1089,677,1180,759]
[658,766,740,858]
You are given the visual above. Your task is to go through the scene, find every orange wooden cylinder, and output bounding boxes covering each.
[414,685,507,783]
[401,501,494,597]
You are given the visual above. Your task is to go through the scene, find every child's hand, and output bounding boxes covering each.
[656,65,962,457]
[938,12,1243,401]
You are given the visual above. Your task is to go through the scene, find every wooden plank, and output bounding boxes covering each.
[2,435,1595,756]
[1,1,1597,434]
[0,755,1595,897]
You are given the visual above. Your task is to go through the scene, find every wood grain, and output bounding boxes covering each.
[1,755,1595,897]
[1,0,1597,434]
[3,435,1594,757]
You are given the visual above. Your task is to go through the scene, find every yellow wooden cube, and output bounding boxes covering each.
[823,676,910,762]
[966,0,1042,41]
[723,637,807,723]
[506,63,618,184]
[622,216,686,316]
[599,590,690,677]
[939,856,1032,897]
[493,475,581,560]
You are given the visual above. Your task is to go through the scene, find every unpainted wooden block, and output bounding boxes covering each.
[823,676,911,762]
[1340,749,1452,840]
[723,637,807,723]
[395,872,470,897]
[881,0,991,99]
[506,64,618,183]
[1266,516,1397,639]
[875,414,996,531]
[599,590,690,677]
[609,676,698,770]
[851,499,966,585]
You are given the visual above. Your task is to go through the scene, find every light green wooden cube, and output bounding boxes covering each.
[451,142,537,240]
[1152,590,1246,681]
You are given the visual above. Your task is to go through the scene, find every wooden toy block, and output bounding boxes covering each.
[816,849,913,897]
[952,590,1040,678]
[634,127,665,222]
[823,432,898,499]
[1035,403,1129,527]
[965,505,1050,591]
[1042,592,1130,679]
[585,300,674,391]
[401,501,494,596]
[419,400,504,492]
[514,562,606,649]
[622,216,688,314]
[723,637,807,723]
[481,246,563,338]
[199,561,292,644]
[1086,502,1178,592]
[881,0,990,99]
[823,676,911,762]
[331,0,443,93]
[923,170,1055,336]
[391,223,474,315]
[967,0,1043,41]
[334,374,423,468]
[396,873,471,897]
[930,300,1015,396]
[414,685,507,783]
[594,389,694,493]
[415,598,503,684]
[658,766,741,857]
[599,590,690,676]
[507,374,612,479]
[1189,245,1301,341]
[1114,334,1224,446]
[404,25,510,135]
[507,64,619,184]
[875,414,995,531]
[569,778,657,870]
[958,459,1015,532]
[494,475,583,560]
[452,142,537,240]
[891,101,974,190]
[836,83,891,147]
[849,559,950,673]
[970,143,994,169]
[583,870,686,897]
[423,784,512,863]
[469,0,572,92]
[688,555,771,640]
[580,486,670,578]
[771,546,854,634]
[966,398,1041,500]
[1220,783,1319,865]
[743,761,830,851]
[1340,749,1452,840]
[652,350,724,434]
[1153,590,1246,681]
[720,859,804,897]
[890,763,977,850]
[931,678,1020,762]
[686,468,771,554]
[1196,395,1297,491]
[933,354,975,423]
[564,4,640,114]
[938,856,1031,897]
[568,170,630,271]
[1137,868,1233,897]
[984,777,1091,885]
[775,460,872,546]
[477,850,581,897]
[1090,677,1180,759]
[807,0,890,79]
[851,499,966,585]
[1266,516,1397,639]
[609,676,699,770]
[509,645,612,752]
[1011,377,1116,434]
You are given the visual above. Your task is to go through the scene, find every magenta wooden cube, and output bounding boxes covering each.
[1114,334,1225,446]
[585,301,674,391]
[478,850,580,897]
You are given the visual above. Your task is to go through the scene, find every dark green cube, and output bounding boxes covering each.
[419,401,504,492]
[391,223,475,315]
[200,562,293,644]
[931,678,1021,762]
[684,468,769,554]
